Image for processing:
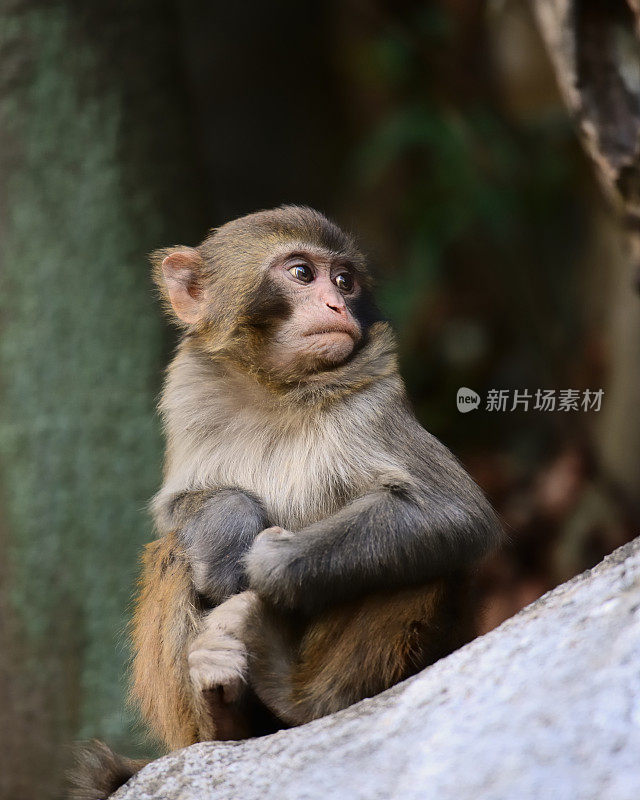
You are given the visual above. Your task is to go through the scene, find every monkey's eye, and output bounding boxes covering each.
[333,272,354,293]
[288,263,314,283]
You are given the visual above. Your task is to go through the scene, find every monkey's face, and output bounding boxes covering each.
[152,207,383,385]
[259,248,364,377]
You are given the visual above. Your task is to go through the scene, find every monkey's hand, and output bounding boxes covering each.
[243,526,300,607]
[188,590,258,703]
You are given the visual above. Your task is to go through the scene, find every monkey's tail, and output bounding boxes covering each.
[68,740,149,800]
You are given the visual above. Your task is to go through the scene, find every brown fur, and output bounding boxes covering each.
[292,580,466,716]
[129,534,210,748]
[150,206,375,392]
[245,578,471,726]
[130,535,474,740]
[68,740,148,800]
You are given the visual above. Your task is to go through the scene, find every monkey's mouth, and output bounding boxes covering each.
[300,326,361,369]
[303,324,360,341]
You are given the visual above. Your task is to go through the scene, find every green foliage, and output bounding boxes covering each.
[352,8,578,330]
[344,4,591,458]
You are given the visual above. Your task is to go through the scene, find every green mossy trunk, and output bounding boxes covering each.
[0,2,205,796]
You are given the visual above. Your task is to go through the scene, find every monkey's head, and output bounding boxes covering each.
[152,206,390,387]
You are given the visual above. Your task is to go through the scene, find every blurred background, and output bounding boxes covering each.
[1,0,639,797]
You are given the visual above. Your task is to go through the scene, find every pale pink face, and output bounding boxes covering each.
[262,248,363,376]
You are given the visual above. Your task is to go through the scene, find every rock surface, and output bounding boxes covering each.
[117,539,640,800]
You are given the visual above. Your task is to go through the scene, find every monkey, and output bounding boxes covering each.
[70,206,502,799]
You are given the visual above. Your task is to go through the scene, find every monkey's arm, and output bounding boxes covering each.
[155,488,270,604]
[244,437,502,615]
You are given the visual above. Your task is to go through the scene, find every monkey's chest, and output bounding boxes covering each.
[207,427,383,531]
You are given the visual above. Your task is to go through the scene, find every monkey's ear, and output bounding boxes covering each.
[151,247,205,325]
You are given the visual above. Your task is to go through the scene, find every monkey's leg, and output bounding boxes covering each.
[188,590,260,740]
[130,535,254,748]
[248,578,470,726]
[130,534,204,749]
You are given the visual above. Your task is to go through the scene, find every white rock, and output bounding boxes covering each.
[116,538,640,800]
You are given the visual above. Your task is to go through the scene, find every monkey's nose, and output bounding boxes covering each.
[322,288,347,315]
[326,300,346,315]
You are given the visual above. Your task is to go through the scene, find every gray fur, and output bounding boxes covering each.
[154,330,502,613]
[151,206,502,618]
[166,488,269,603]
[242,390,502,614]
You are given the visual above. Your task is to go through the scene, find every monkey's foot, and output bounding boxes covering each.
[188,591,257,703]
[189,635,247,703]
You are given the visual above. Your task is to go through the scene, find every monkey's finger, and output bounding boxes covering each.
[195,628,242,646]
[188,642,245,670]
[188,648,247,694]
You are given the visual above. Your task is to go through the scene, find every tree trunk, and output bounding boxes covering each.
[0,2,206,796]
[532,0,640,505]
